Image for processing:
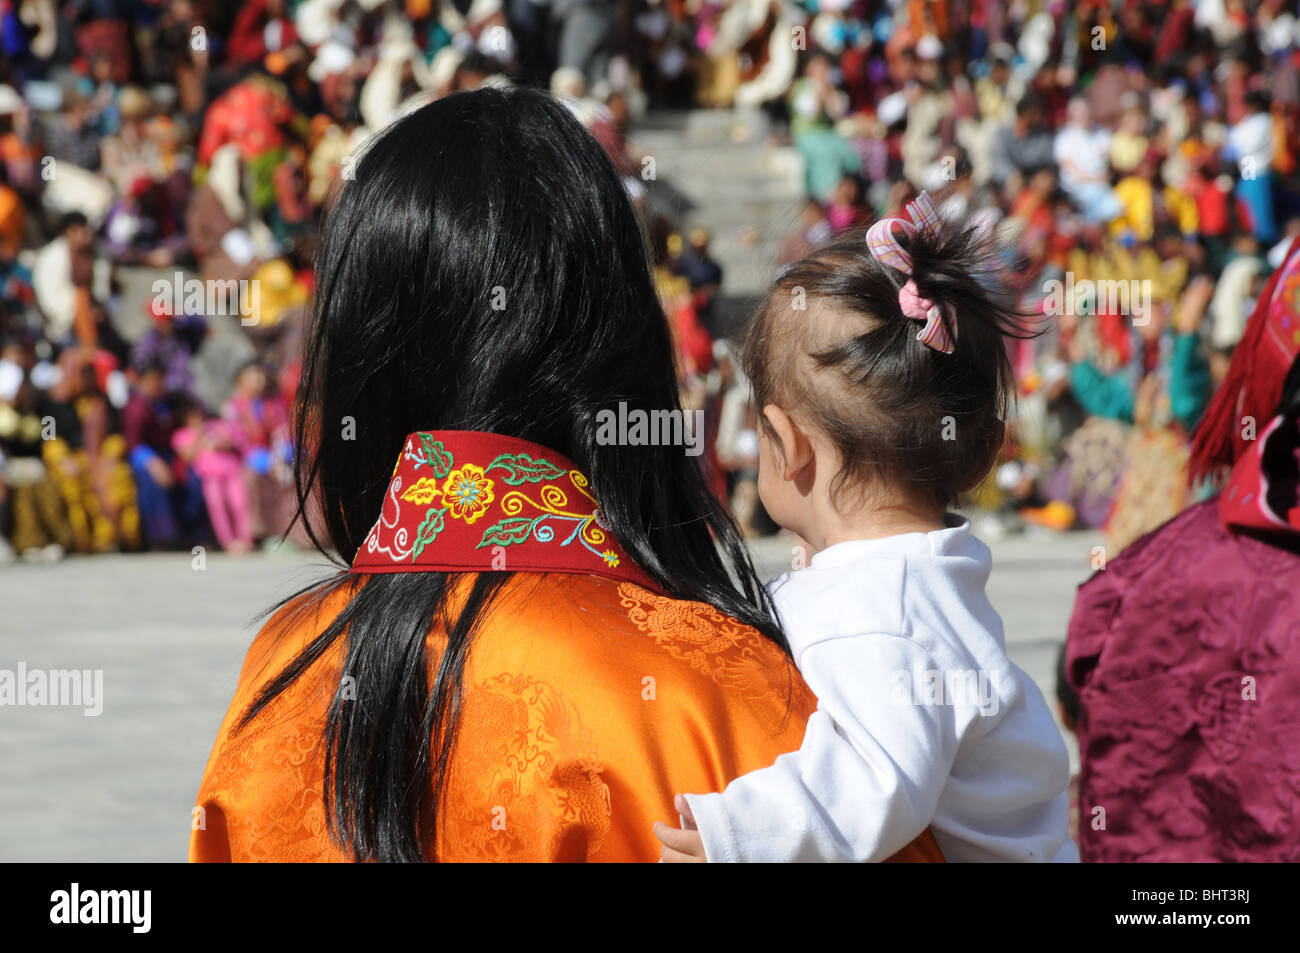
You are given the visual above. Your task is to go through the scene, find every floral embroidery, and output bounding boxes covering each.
[442,464,496,524]
[485,452,566,485]
[353,431,655,589]
[412,507,447,559]
[401,477,441,505]
[417,434,454,477]
[475,469,612,561]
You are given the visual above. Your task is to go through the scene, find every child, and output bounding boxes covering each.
[654,193,1076,862]
[173,401,253,553]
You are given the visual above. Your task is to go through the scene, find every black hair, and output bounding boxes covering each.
[1261,352,1300,522]
[743,212,1031,511]
[1055,642,1079,729]
[238,87,787,862]
[1278,351,1300,419]
[1245,89,1270,113]
[1016,92,1045,119]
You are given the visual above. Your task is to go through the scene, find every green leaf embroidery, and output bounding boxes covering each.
[485,452,565,485]
[475,516,538,549]
[411,507,447,559]
[418,434,454,478]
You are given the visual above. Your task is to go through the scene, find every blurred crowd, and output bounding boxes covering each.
[667,0,1300,551]
[0,0,659,562]
[2,0,1299,562]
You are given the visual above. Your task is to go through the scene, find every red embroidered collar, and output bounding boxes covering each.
[352,430,659,588]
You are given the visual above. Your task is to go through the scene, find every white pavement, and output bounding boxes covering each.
[0,528,1096,861]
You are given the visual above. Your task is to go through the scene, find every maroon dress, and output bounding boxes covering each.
[1066,431,1300,861]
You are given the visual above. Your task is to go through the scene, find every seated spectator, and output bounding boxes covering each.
[1054,98,1123,224]
[130,301,206,400]
[0,350,74,561]
[173,400,252,554]
[122,361,206,549]
[990,93,1055,191]
[223,360,300,547]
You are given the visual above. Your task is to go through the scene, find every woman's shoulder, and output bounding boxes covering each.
[439,572,813,861]
[474,573,810,722]
[241,570,811,733]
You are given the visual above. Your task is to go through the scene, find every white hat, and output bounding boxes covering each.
[916,34,943,61]
[876,90,907,126]
[0,361,22,402]
[811,14,845,54]
[308,41,357,83]
[0,85,22,115]
[550,66,586,100]
[294,0,342,46]
[466,0,502,25]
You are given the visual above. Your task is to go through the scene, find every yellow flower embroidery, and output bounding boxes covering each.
[601,550,619,568]
[443,464,496,524]
[401,477,442,505]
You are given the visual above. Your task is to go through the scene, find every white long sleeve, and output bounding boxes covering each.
[685,517,1076,863]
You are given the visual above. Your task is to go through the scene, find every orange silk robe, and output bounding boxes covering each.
[190,572,943,862]
[191,430,942,862]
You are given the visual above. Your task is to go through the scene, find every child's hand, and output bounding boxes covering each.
[653,793,707,863]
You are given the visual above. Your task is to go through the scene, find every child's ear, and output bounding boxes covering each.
[761,404,813,480]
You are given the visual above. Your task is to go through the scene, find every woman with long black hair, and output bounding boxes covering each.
[189,86,940,862]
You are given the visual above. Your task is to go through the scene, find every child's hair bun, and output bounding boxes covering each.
[743,202,1032,511]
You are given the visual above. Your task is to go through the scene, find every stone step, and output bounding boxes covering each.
[632,108,774,145]
[632,109,811,296]
[633,145,804,187]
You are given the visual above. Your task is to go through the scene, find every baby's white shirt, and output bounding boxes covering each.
[685,517,1077,862]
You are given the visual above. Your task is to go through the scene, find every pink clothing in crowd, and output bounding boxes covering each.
[173,421,252,550]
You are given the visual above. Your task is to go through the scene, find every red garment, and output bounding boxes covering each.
[122,393,175,454]
[1154,7,1195,63]
[671,300,714,377]
[197,80,293,165]
[1190,174,1230,236]
[223,391,290,455]
[1066,498,1300,861]
[226,0,298,68]
[1191,237,1300,480]
[75,20,133,85]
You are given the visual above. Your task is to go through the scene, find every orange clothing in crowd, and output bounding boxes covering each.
[0,184,23,258]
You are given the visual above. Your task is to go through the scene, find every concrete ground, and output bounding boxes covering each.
[0,528,1095,861]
